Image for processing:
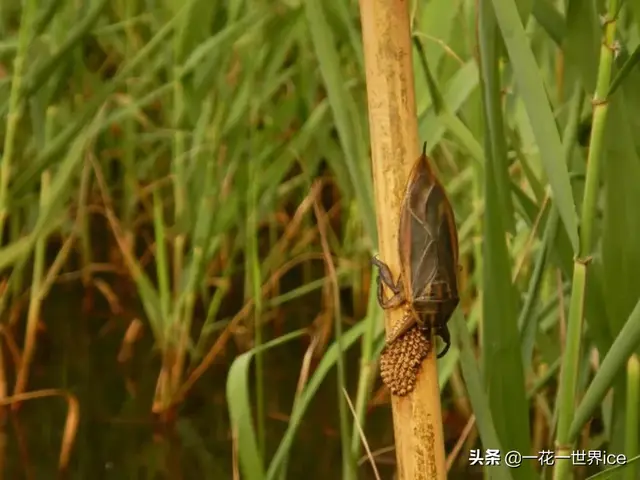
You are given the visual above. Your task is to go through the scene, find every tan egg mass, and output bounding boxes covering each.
[379,326,430,396]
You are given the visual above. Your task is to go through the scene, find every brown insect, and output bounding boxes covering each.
[373,142,460,358]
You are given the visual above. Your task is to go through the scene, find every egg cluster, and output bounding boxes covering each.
[379,325,430,396]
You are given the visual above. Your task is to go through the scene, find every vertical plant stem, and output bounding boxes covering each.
[624,355,639,480]
[553,260,587,471]
[358,0,447,478]
[10,214,24,297]
[172,138,186,294]
[12,171,49,403]
[77,133,93,289]
[471,160,483,314]
[579,3,619,256]
[553,2,619,479]
[12,104,57,403]
[314,200,353,479]
[154,188,171,326]
[350,273,380,458]
[152,186,171,411]
[170,6,187,409]
[0,334,5,474]
[121,0,138,249]
[247,151,265,463]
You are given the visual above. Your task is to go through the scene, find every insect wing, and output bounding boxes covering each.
[399,152,459,301]
[435,189,459,296]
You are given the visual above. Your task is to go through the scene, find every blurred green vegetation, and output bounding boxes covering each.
[1,0,640,479]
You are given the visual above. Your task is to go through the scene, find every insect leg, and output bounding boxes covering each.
[371,256,401,292]
[385,312,417,345]
[435,324,451,358]
[371,256,405,309]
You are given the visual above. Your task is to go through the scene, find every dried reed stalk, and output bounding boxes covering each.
[358,0,447,478]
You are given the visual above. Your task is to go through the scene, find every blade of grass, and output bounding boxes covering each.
[451,311,514,480]
[607,43,640,98]
[303,0,375,245]
[489,0,579,253]
[531,0,565,46]
[584,456,640,479]
[475,6,514,233]
[11,2,192,196]
[0,0,37,244]
[478,3,533,472]
[20,0,109,102]
[481,135,534,476]
[227,330,306,480]
[521,82,582,370]
[266,321,368,480]
[562,0,600,94]
[519,206,557,371]
[568,297,640,441]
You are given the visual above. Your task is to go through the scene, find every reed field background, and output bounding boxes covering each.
[1,0,640,478]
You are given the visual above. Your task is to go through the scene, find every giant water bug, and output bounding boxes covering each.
[373,142,460,358]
